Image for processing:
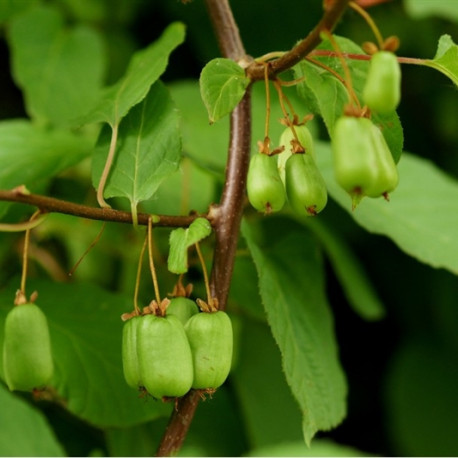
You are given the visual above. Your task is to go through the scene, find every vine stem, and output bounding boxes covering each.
[246,0,351,81]
[156,0,352,455]
[0,189,198,228]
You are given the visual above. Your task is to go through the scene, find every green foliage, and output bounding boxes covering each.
[317,143,458,274]
[293,36,404,162]
[200,58,251,123]
[404,0,458,21]
[0,120,93,217]
[385,340,458,456]
[242,218,347,445]
[0,280,172,427]
[81,22,185,127]
[92,81,182,219]
[8,5,105,127]
[424,35,458,87]
[168,217,212,274]
[0,383,65,456]
[0,0,457,456]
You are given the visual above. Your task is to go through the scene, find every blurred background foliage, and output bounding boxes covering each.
[0,0,457,456]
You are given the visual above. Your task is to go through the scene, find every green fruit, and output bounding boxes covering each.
[122,316,142,389]
[247,153,286,213]
[3,303,53,391]
[278,125,315,183]
[363,51,401,114]
[166,297,199,325]
[184,311,233,390]
[365,122,399,198]
[137,314,193,398]
[332,116,378,201]
[285,153,328,216]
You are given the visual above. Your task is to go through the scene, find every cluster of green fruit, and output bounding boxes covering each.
[247,124,328,217]
[122,297,233,399]
[332,50,401,207]
[2,303,54,391]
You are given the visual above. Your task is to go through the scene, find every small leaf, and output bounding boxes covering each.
[0,279,171,427]
[8,5,105,126]
[82,22,185,127]
[200,58,250,123]
[168,217,212,274]
[0,384,65,456]
[316,141,458,275]
[423,35,458,87]
[293,36,403,163]
[0,120,93,218]
[242,218,347,445]
[92,82,181,217]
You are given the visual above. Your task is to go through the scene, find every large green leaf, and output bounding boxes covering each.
[0,279,171,428]
[423,35,458,87]
[293,36,403,162]
[404,0,458,21]
[316,142,458,274]
[8,5,105,126]
[242,218,347,445]
[306,218,385,321]
[0,120,93,218]
[199,58,250,123]
[82,22,185,127]
[0,384,65,456]
[231,319,304,448]
[92,82,181,219]
[247,439,370,457]
[385,340,458,456]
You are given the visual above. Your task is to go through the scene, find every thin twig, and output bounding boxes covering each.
[246,0,351,81]
[0,189,200,228]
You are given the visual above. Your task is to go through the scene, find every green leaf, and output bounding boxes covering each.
[231,319,304,448]
[306,218,385,321]
[385,341,458,456]
[0,120,93,218]
[0,0,39,24]
[293,36,403,162]
[92,82,181,219]
[141,157,216,216]
[169,81,229,173]
[82,22,185,127]
[0,384,65,456]
[199,58,250,123]
[8,5,105,126]
[168,217,212,274]
[247,439,370,457]
[423,35,458,87]
[404,0,458,21]
[0,279,171,427]
[242,217,347,445]
[316,142,458,275]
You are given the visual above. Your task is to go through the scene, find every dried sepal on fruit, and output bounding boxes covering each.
[277,124,315,183]
[3,303,54,391]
